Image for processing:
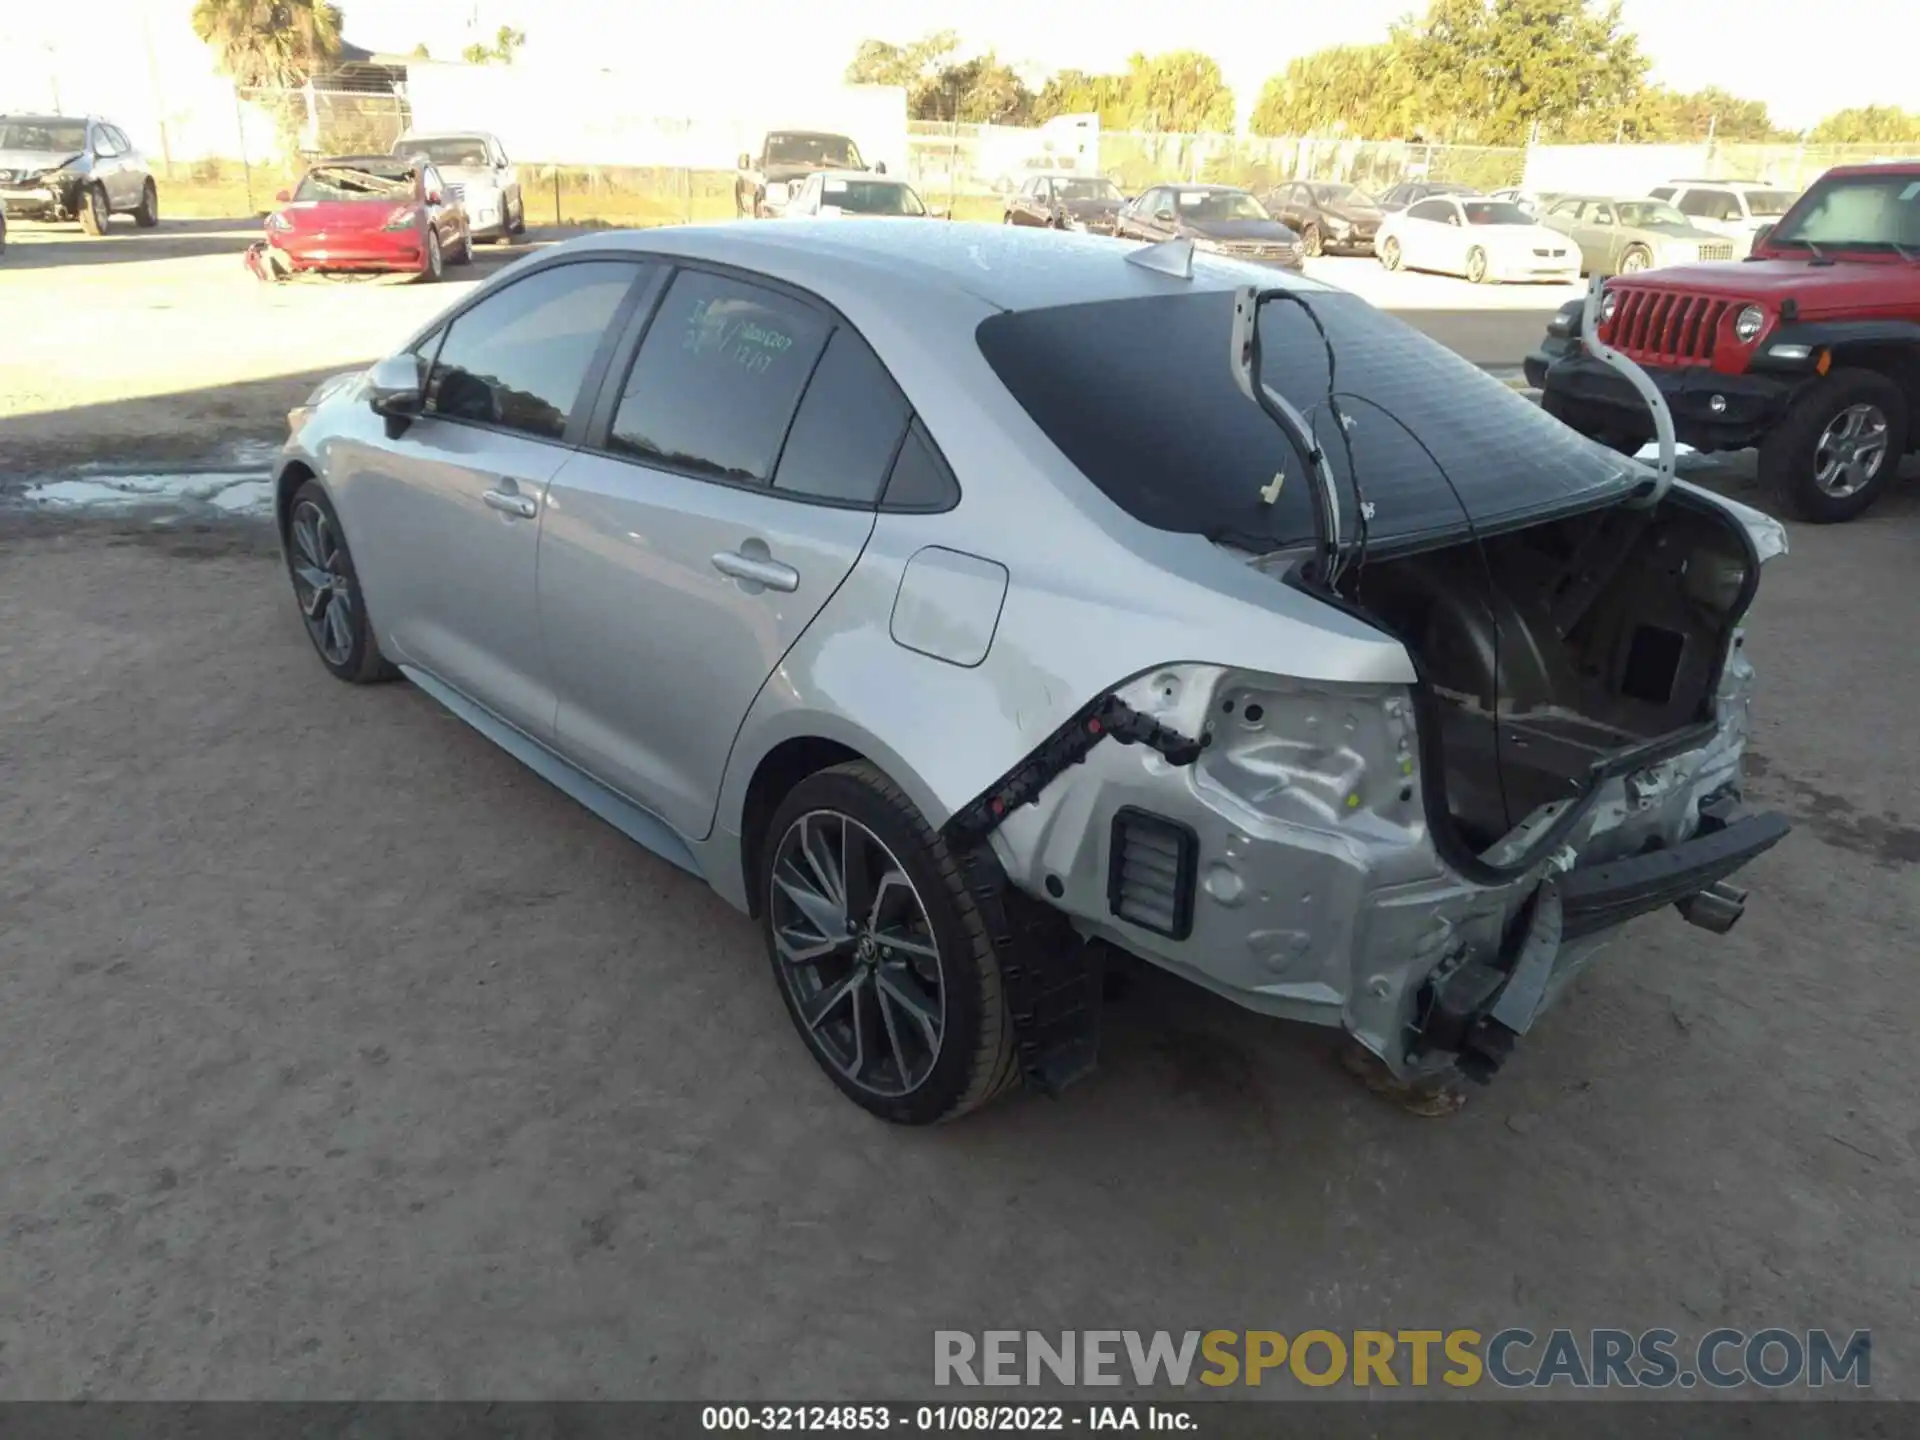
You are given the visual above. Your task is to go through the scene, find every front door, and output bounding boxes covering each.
[539,266,910,839]
[342,258,651,742]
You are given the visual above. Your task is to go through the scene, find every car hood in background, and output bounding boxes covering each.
[0,148,80,174]
[276,199,418,232]
[1320,201,1383,227]
[1185,217,1300,243]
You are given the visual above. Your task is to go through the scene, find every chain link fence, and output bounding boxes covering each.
[162,89,1914,225]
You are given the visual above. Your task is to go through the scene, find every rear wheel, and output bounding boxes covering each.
[1380,235,1403,271]
[1761,369,1907,523]
[285,481,399,683]
[133,179,159,228]
[1466,246,1490,284]
[759,762,1020,1125]
[1620,244,1652,274]
[1302,223,1324,258]
[79,184,109,236]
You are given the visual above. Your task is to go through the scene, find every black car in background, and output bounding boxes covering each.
[1375,179,1482,213]
[1003,172,1127,234]
[1114,183,1304,269]
[1263,180,1385,257]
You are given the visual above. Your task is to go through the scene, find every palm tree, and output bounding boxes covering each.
[191,0,344,89]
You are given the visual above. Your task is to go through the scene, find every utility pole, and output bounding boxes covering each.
[141,12,174,179]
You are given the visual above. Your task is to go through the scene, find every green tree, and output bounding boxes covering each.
[1116,51,1235,133]
[919,53,1037,125]
[409,42,431,59]
[1031,69,1130,127]
[844,30,959,111]
[1248,43,1421,137]
[190,0,343,88]
[1809,105,1920,144]
[462,24,525,65]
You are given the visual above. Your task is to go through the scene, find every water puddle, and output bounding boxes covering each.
[10,470,274,518]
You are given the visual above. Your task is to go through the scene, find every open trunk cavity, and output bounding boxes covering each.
[1341,492,1756,859]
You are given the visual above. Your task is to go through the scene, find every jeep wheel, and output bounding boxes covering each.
[79,184,110,236]
[758,762,1020,1125]
[1760,369,1907,523]
[134,179,159,228]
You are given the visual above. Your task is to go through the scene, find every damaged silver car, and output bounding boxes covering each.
[271,221,1790,1124]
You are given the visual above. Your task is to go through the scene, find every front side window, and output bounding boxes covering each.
[1679,189,1734,221]
[609,271,830,484]
[1617,201,1687,227]
[426,261,641,439]
[1548,198,1583,218]
[92,126,123,157]
[1585,203,1616,225]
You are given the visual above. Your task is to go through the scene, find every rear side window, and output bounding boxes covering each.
[610,271,830,484]
[1679,189,1734,221]
[882,421,960,511]
[426,260,639,440]
[772,328,910,504]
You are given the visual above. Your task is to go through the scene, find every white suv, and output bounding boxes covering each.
[1648,179,1800,257]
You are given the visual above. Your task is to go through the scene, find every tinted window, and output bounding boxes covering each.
[1679,189,1732,220]
[1408,199,1454,222]
[1648,187,1675,201]
[610,270,830,484]
[427,261,639,439]
[977,291,1636,551]
[772,328,910,504]
[882,420,960,511]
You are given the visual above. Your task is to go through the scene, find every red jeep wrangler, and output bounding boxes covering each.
[1528,161,1920,521]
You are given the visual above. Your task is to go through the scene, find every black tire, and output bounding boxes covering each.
[284,480,399,684]
[1466,245,1490,283]
[1302,223,1323,258]
[451,227,475,265]
[419,227,443,282]
[79,184,109,236]
[506,194,526,235]
[758,761,1021,1125]
[133,178,159,228]
[1759,369,1908,523]
[1620,243,1652,275]
[1380,235,1402,271]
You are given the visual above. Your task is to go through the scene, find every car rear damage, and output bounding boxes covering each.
[957,267,1790,1090]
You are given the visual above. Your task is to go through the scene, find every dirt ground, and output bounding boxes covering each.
[2,218,1917,1402]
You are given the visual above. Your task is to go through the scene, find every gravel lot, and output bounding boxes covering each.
[1,219,1917,1401]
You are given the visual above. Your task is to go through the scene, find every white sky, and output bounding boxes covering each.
[3,0,1908,134]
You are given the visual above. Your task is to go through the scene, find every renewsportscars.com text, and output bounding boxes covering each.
[933,1328,1871,1390]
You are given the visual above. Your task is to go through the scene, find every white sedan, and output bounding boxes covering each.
[781,170,946,220]
[1376,195,1580,283]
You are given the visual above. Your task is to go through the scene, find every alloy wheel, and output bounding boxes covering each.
[288,500,356,666]
[1622,248,1650,273]
[768,810,946,1099]
[1813,403,1890,498]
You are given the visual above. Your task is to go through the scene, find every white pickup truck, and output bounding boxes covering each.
[391,130,525,242]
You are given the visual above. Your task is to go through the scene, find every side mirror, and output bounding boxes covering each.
[367,354,425,434]
[738,152,751,171]
[275,189,290,203]
[426,189,444,206]
[1154,208,1175,224]
[873,160,887,176]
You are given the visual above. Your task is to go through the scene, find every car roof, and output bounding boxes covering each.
[809,170,908,184]
[1661,178,1789,189]
[546,220,1336,315]
[1151,183,1253,194]
[397,130,493,140]
[767,129,855,139]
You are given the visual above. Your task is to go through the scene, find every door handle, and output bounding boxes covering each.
[482,488,538,519]
[711,550,799,592]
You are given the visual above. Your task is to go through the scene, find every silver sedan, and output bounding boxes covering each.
[273,221,1790,1123]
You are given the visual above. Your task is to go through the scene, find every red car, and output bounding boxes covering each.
[261,153,472,280]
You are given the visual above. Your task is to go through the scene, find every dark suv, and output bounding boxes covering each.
[1528,162,1920,522]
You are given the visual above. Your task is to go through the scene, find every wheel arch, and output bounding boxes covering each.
[724,718,951,919]
[273,459,317,543]
[1824,343,1920,437]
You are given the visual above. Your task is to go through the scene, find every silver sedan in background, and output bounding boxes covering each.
[272,222,1788,1123]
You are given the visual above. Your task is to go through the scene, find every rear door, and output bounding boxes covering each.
[1402,198,1455,270]
[537,266,908,838]
[340,257,654,741]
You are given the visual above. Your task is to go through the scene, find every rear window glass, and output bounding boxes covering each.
[976,291,1636,551]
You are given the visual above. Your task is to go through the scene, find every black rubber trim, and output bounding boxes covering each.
[1557,809,1791,939]
[1106,808,1199,941]
[956,842,1102,1094]
[941,691,1204,851]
